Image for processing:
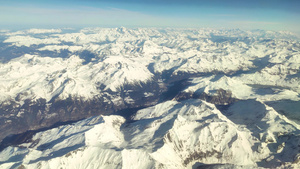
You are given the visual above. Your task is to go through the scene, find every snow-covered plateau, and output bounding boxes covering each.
[0,27,299,168]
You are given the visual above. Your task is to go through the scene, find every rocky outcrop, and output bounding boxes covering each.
[174,88,238,105]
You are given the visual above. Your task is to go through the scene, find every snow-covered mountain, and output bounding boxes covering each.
[1,99,300,168]
[0,27,299,168]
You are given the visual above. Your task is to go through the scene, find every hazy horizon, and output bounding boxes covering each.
[1,0,300,35]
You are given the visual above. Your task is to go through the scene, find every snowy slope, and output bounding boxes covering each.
[1,99,300,169]
[183,75,300,102]
[0,27,300,169]
[0,53,153,103]
[1,27,299,105]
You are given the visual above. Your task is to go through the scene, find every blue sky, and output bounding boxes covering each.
[0,0,299,33]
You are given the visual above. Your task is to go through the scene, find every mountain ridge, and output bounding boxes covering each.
[0,27,299,168]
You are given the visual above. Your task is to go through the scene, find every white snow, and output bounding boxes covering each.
[38,45,83,52]
[0,53,153,104]
[2,99,300,168]
[0,27,300,169]
[3,36,61,47]
[184,75,300,102]
[6,29,62,36]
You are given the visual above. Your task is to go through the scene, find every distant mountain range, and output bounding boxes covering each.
[0,27,299,169]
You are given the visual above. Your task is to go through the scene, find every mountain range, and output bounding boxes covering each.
[0,27,299,168]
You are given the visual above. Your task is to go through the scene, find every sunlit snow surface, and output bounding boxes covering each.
[0,28,299,104]
[1,100,300,168]
[0,28,300,168]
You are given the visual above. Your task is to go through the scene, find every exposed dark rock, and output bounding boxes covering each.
[173,91,194,101]
[183,150,222,166]
[174,88,238,105]
[196,89,238,105]
[193,163,240,169]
